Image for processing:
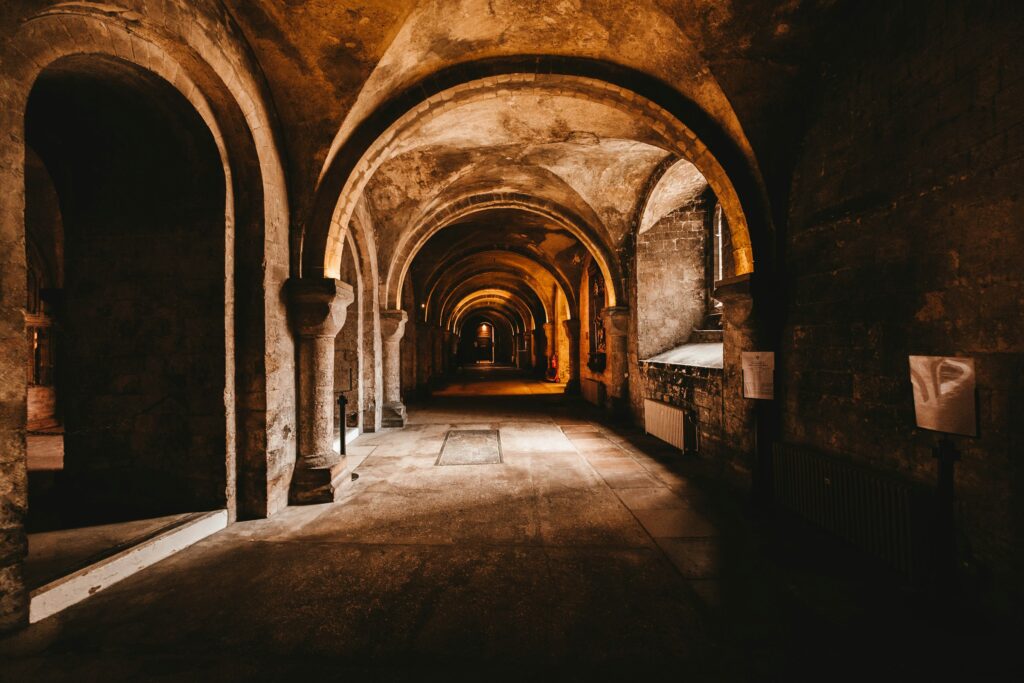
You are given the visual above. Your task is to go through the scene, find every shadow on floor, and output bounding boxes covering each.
[1,389,1018,681]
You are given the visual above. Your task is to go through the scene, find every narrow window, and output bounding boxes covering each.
[714,203,724,283]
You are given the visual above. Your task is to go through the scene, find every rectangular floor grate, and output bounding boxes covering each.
[436,429,503,466]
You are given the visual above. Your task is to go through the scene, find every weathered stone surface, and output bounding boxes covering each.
[602,306,630,412]
[380,309,409,427]
[782,1,1024,606]
[288,278,355,504]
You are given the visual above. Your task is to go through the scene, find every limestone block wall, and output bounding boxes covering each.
[635,204,708,360]
[334,251,362,430]
[784,1,1024,606]
[628,201,709,420]
[61,219,227,515]
[334,338,360,430]
[641,363,725,461]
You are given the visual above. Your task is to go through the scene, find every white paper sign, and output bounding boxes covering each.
[909,355,976,436]
[742,351,774,400]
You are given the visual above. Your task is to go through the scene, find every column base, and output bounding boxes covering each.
[564,379,581,394]
[362,407,381,433]
[382,402,407,428]
[289,456,352,505]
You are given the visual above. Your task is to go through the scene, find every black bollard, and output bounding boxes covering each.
[338,393,348,456]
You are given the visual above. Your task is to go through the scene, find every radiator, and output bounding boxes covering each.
[643,399,685,450]
[773,443,932,578]
[582,378,605,406]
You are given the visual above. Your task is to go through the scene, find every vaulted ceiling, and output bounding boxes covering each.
[219,0,854,321]
[223,0,854,218]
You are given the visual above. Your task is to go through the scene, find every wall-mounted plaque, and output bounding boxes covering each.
[741,351,774,400]
[909,355,977,436]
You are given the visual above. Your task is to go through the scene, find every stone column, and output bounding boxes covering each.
[602,306,630,414]
[715,275,762,493]
[380,309,408,427]
[287,278,354,504]
[415,321,431,395]
[533,327,546,374]
[563,319,581,393]
[450,333,462,370]
[543,321,556,379]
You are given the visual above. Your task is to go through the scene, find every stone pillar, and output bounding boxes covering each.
[602,306,630,415]
[415,321,431,395]
[533,327,546,374]
[380,309,408,427]
[449,332,459,370]
[715,275,761,491]
[288,278,354,504]
[543,321,556,379]
[563,319,581,394]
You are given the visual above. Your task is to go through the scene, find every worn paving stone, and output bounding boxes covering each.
[615,486,690,511]
[657,538,721,578]
[633,507,719,538]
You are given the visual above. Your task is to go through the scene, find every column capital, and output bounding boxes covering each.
[562,319,580,336]
[380,309,408,342]
[287,278,354,338]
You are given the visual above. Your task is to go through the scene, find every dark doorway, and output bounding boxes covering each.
[23,55,229,561]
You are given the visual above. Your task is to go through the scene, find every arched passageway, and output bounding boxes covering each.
[2,3,1021,675]
[24,56,229,524]
[288,56,769,449]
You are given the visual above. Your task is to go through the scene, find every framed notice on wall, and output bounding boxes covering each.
[909,355,977,436]
[741,351,774,400]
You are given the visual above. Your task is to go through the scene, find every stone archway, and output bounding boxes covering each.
[0,6,290,630]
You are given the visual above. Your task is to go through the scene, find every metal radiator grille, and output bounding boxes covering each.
[644,399,685,450]
[773,443,932,579]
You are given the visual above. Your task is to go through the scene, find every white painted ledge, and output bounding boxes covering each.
[29,509,228,623]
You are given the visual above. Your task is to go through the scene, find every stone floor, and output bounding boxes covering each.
[433,364,566,396]
[1,370,1014,680]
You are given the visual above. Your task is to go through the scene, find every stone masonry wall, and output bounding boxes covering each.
[334,250,361,431]
[635,203,708,360]
[784,0,1024,607]
[628,200,709,426]
[641,362,725,461]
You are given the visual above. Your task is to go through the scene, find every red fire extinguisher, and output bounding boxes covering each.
[546,354,558,381]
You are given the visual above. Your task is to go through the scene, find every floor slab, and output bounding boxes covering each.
[2,369,1015,680]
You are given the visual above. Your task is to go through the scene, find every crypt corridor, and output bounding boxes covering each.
[0,0,1022,679]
